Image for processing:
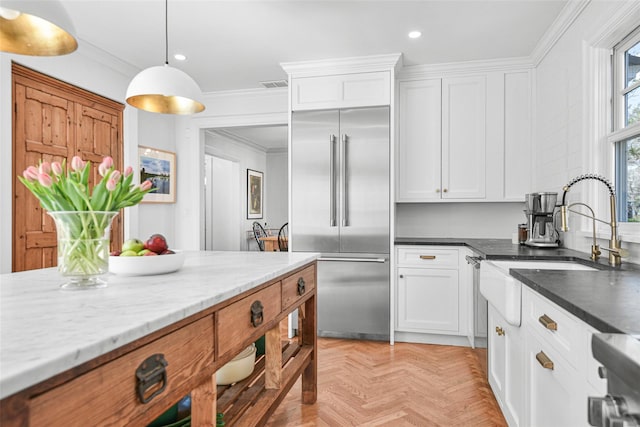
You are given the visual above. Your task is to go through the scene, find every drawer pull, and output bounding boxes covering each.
[495,326,505,336]
[297,277,306,296]
[538,314,558,331]
[420,255,436,260]
[135,354,169,404]
[536,351,554,370]
[251,300,264,327]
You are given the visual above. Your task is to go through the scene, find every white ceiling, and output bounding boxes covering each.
[58,0,569,150]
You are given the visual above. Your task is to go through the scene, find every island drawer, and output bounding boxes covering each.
[29,315,214,426]
[396,246,459,269]
[282,265,316,310]
[217,283,282,359]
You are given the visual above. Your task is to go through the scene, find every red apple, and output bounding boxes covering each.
[110,250,121,256]
[160,249,175,255]
[145,234,168,254]
[143,251,158,256]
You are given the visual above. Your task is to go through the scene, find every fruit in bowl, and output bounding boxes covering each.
[109,234,185,276]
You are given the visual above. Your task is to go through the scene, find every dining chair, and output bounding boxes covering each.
[278,222,288,251]
[252,222,267,251]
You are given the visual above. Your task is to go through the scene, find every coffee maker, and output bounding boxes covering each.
[524,192,560,248]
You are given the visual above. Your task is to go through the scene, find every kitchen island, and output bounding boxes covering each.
[0,251,318,426]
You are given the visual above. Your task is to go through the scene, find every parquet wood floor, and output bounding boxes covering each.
[265,338,506,427]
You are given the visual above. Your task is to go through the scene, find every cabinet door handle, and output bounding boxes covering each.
[495,326,505,336]
[436,188,441,193]
[420,255,436,260]
[443,188,448,193]
[536,351,554,370]
[538,314,558,331]
[136,354,169,404]
[297,277,306,296]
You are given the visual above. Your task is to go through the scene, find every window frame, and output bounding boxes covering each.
[612,25,640,224]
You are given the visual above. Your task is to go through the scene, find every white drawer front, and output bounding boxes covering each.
[396,247,459,269]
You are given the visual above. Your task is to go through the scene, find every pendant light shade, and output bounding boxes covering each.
[126,64,205,114]
[125,0,205,115]
[0,0,78,56]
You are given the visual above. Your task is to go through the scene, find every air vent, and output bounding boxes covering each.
[260,80,288,89]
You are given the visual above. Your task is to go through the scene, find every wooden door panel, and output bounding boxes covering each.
[12,63,124,272]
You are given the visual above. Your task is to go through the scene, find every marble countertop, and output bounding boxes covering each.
[0,251,318,400]
[395,237,640,336]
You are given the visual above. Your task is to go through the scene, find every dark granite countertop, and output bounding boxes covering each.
[395,237,640,336]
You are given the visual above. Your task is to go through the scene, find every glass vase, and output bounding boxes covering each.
[48,211,118,290]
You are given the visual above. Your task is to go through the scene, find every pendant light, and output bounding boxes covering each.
[126,0,205,115]
[0,0,78,56]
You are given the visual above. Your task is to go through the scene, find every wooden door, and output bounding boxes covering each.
[12,63,124,272]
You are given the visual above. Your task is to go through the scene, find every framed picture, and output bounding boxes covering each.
[247,169,263,219]
[138,146,176,203]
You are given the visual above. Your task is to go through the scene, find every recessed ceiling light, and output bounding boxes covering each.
[174,53,187,61]
[408,31,422,39]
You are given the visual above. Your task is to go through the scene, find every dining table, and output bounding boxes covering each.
[259,235,287,252]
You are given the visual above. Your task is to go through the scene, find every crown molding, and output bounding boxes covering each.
[398,56,533,80]
[202,86,288,98]
[586,0,640,47]
[75,37,139,78]
[530,0,591,66]
[281,53,402,78]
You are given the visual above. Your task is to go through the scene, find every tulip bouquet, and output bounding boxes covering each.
[18,156,153,289]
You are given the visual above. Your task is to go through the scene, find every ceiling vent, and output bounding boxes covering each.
[260,79,288,89]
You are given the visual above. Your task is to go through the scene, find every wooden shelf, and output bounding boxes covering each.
[216,340,313,426]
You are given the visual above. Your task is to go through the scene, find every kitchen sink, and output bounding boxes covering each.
[479,259,597,326]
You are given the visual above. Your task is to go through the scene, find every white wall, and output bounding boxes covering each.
[204,155,240,251]
[265,150,289,231]
[533,0,640,263]
[396,203,526,239]
[136,111,177,246]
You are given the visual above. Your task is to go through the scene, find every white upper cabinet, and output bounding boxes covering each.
[397,79,442,201]
[442,75,487,199]
[396,67,533,202]
[291,72,391,111]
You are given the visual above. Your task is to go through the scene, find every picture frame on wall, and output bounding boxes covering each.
[247,169,263,219]
[138,146,176,204]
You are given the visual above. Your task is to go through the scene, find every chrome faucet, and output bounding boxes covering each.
[559,174,623,266]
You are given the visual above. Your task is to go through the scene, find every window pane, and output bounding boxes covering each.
[625,40,640,87]
[626,86,640,126]
[618,136,640,222]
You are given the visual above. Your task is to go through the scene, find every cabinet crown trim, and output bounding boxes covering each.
[281,53,402,77]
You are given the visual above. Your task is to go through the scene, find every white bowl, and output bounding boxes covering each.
[216,344,257,385]
[109,250,185,276]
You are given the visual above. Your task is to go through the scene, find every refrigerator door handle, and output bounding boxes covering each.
[341,134,348,227]
[329,134,337,227]
[317,257,387,263]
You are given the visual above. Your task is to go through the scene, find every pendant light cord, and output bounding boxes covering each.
[165,0,169,65]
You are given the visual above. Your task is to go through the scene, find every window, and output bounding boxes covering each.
[613,26,640,222]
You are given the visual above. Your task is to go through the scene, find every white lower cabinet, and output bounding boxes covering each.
[394,245,471,344]
[488,304,525,427]
[487,284,607,426]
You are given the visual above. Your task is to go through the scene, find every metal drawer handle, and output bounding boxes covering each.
[297,277,306,296]
[420,255,436,260]
[495,326,505,336]
[251,300,264,327]
[536,351,554,370]
[136,354,169,404]
[538,314,558,331]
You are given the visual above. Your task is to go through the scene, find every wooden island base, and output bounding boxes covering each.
[1,262,317,427]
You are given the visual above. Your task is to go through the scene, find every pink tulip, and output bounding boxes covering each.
[110,170,121,183]
[98,156,114,176]
[140,180,153,191]
[38,162,51,175]
[124,166,133,177]
[51,162,63,176]
[71,156,85,172]
[37,173,53,188]
[23,166,39,181]
[106,177,118,192]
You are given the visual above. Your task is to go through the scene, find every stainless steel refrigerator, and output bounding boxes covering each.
[291,106,390,341]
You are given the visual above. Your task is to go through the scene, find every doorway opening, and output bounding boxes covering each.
[204,155,241,251]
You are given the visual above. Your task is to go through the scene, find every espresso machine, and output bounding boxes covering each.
[524,192,560,247]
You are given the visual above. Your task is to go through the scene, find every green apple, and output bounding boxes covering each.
[122,238,144,253]
[137,249,153,256]
[120,250,138,257]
